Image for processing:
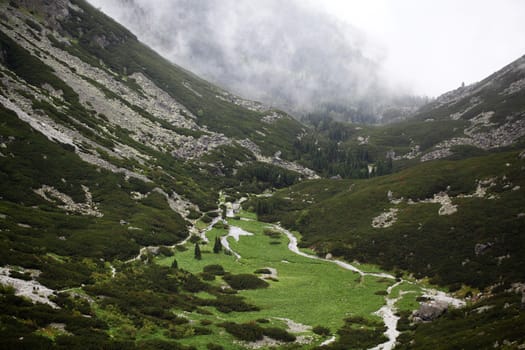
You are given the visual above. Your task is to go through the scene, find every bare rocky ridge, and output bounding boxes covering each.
[415,55,525,161]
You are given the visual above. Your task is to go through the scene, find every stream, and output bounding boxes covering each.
[273,223,465,350]
[274,225,402,349]
[121,194,464,350]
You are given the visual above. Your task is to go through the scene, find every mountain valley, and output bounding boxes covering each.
[0,1,524,349]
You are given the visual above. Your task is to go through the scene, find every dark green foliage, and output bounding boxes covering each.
[8,270,32,281]
[263,229,281,238]
[183,275,207,293]
[0,285,131,350]
[312,325,331,336]
[189,235,201,244]
[223,273,269,290]
[220,322,264,342]
[396,293,525,349]
[200,272,215,281]
[156,246,173,257]
[212,221,228,230]
[194,243,202,260]
[254,268,272,275]
[203,264,225,276]
[201,214,213,224]
[202,294,259,313]
[236,163,301,191]
[220,322,295,343]
[187,209,201,220]
[206,344,223,350]
[135,339,195,350]
[171,259,179,269]
[262,327,296,342]
[213,236,222,253]
[314,316,387,350]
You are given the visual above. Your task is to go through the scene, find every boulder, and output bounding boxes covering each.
[412,301,448,322]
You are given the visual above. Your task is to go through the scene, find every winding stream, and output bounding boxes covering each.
[273,223,465,350]
[274,225,402,349]
[122,194,464,350]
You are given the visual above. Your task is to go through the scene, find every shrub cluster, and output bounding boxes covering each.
[223,273,269,290]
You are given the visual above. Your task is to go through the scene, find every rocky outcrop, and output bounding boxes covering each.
[412,300,448,322]
[236,139,319,179]
[12,0,70,29]
[372,208,398,228]
[421,115,525,162]
[34,184,103,217]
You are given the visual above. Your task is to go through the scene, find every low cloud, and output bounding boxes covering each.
[89,0,421,122]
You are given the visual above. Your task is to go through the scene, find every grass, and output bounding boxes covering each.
[155,214,424,349]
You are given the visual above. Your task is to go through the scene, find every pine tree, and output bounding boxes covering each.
[171,259,178,269]
[213,236,222,253]
[194,243,202,260]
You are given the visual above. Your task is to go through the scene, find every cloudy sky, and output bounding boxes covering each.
[315,0,525,95]
[88,0,525,115]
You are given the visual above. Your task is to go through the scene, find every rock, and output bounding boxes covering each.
[372,208,399,228]
[474,242,494,256]
[412,301,448,322]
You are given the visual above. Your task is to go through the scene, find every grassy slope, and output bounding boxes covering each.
[257,150,525,289]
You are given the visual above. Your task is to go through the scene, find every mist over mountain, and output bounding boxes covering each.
[88,0,425,123]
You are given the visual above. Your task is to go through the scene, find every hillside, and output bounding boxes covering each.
[253,62,525,348]
[294,55,525,179]
[1,0,525,349]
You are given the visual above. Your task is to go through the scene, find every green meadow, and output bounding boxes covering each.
[154,211,426,349]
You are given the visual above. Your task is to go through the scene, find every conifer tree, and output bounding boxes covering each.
[213,236,222,253]
[194,243,202,260]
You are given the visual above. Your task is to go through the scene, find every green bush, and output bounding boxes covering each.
[204,295,259,313]
[158,246,174,257]
[313,325,331,336]
[221,322,263,342]
[263,229,281,238]
[223,274,269,290]
[203,264,225,276]
[263,327,296,342]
